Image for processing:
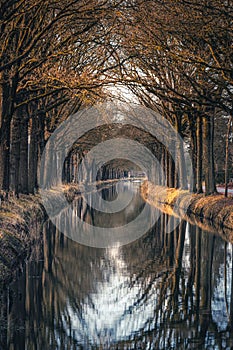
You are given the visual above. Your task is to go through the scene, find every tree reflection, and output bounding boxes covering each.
[1,184,233,349]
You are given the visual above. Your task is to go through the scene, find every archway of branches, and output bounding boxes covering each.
[0,0,232,196]
[62,123,180,188]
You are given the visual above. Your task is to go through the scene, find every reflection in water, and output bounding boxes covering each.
[54,181,158,247]
[73,181,146,228]
[1,182,233,349]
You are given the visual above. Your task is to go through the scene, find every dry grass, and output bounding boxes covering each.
[141,181,233,243]
[0,182,97,285]
[0,194,45,285]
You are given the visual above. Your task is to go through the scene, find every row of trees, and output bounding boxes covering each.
[0,0,125,196]
[0,0,232,196]
[109,0,233,194]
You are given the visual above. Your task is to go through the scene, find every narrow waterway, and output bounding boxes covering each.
[1,181,233,349]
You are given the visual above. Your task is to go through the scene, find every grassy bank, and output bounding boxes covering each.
[0,180,119,285]
[0,194,46,285]
[141,181,233,243]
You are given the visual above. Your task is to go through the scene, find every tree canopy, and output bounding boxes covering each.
[0,0,232,195]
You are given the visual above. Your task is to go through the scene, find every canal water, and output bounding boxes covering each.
[1,181,233,349]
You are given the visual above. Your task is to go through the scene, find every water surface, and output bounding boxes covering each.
[1,181,233,349]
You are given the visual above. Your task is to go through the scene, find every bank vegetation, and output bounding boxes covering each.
[141,181,233,243]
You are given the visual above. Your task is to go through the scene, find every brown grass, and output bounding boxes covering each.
[0,194,45,285]
[0,181,106,285]
[141,181,233,243]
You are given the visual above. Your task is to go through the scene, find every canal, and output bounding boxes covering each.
[1,181,233,349]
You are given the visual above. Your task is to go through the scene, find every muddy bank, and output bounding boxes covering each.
[0,194,46,285]
[141,181,233,243]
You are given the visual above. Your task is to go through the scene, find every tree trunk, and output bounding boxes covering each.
[224,115,232,197]
[177,137,188,189]
[168,147,175,188]
[19,112,29,194]
[196,114,203,193]
[0,117,11,192]
[66,157,71,183]
[29,114,39,193]
[203,114,216,195]
[0,80,14,192]
[160,147,166,186]
[189,114,197,193]
[10,109,21,196]
[175,114,187,189]
[37,110,45,186]
[166,149,170,187]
